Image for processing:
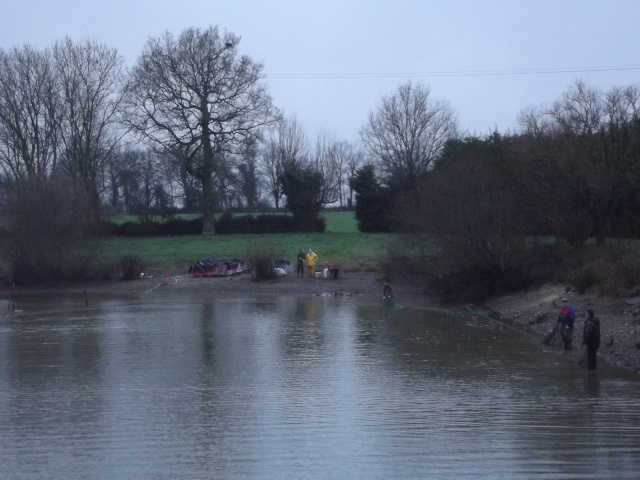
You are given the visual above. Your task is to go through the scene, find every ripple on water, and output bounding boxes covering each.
[0,295,639,479]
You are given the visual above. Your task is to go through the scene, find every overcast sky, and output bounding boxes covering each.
[1,0,639,142]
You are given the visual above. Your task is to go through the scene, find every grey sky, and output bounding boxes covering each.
[2,0,639,142]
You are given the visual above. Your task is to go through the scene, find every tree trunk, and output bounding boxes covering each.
[201,172,216,235]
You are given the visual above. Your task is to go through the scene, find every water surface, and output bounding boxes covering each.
[0,291,639,479]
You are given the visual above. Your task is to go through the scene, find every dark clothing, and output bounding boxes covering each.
[557,303,576,350]
[296,258,304,276]
[583,317,600,348]
[296,251,305,277]
[584,346,598,370]
[558,314,574,350]
[582,317,601,370]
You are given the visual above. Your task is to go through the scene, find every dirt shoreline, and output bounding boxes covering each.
[3,269,638,374]
[484,283,640,374]
[2,269,417,298]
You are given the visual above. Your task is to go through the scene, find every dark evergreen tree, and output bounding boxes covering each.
[280,163,325,232]
[350,164,392,232]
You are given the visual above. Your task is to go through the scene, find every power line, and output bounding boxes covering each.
[265,65,640,79]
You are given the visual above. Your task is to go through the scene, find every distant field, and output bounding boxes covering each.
[322,211,359,233]
[95,231,393,273]
[0,211,392,275]
[95,211,391,273]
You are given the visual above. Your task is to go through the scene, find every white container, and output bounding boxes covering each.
[323,268,329,279]
[314,271,322,278]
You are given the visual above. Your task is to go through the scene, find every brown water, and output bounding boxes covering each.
[0,291,639,479]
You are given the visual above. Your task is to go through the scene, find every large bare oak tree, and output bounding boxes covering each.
[124,25,278,235]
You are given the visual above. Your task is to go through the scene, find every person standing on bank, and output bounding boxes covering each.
[305,249,318,277]
[296,249,305,277]
[582,308,601,370]
[557,297,576,351]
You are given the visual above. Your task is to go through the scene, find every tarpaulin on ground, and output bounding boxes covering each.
[189,258,251,277]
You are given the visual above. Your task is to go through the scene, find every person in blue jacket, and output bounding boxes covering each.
[557,297,576,351]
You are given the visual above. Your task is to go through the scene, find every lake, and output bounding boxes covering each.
[1,291,639,479]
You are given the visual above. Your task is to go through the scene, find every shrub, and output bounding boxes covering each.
[101,213,325,236]
[119,221,157,237]
[247,244,276,281]
[120,255,144,281]
[566,266,598,295]
[156,217,202,235]
[377,235,434,283]
[378,235,560,303]
[89,220,120,236]
[6,174,92,284]
[554,244,640,296]
[609,249,640,291]
[64,259,118,281]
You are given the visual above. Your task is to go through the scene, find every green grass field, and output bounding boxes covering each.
[97,211,392,273]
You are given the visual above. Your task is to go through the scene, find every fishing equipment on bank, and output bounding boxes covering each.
[145,274,178,293]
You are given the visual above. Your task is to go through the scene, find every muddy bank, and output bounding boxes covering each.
[1,269,426,299]
[484,283,640,374]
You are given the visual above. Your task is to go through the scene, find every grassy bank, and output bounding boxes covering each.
[94,211,390,274]
[95,232,394,273]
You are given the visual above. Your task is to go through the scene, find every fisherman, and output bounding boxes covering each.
[557,297,576,351]
[296,248,305,277]
[582,308,601,370]
[305,249,318,277]
[383,283,393,302]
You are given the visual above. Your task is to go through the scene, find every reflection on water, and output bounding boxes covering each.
[0,291,639,479]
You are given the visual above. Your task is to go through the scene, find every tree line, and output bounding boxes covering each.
[361,80,640,300]
[2,24,639,290]
[367,80,640,245]
[0,26,369,239]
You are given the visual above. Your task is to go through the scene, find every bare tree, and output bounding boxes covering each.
[161,147,202,212]
[260,116,308,209]
[360,81,458,189]
[105,147,171,221]
[235,137,261,210]
[133,150,171,223]
[326,140,364,209]
[343,145,366,209]
[53,37,127,223]
[550,80,603,136]
[309,130,341,206]
[124,25,278,234]
[259,139,281,208]
[0,44,61,185]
